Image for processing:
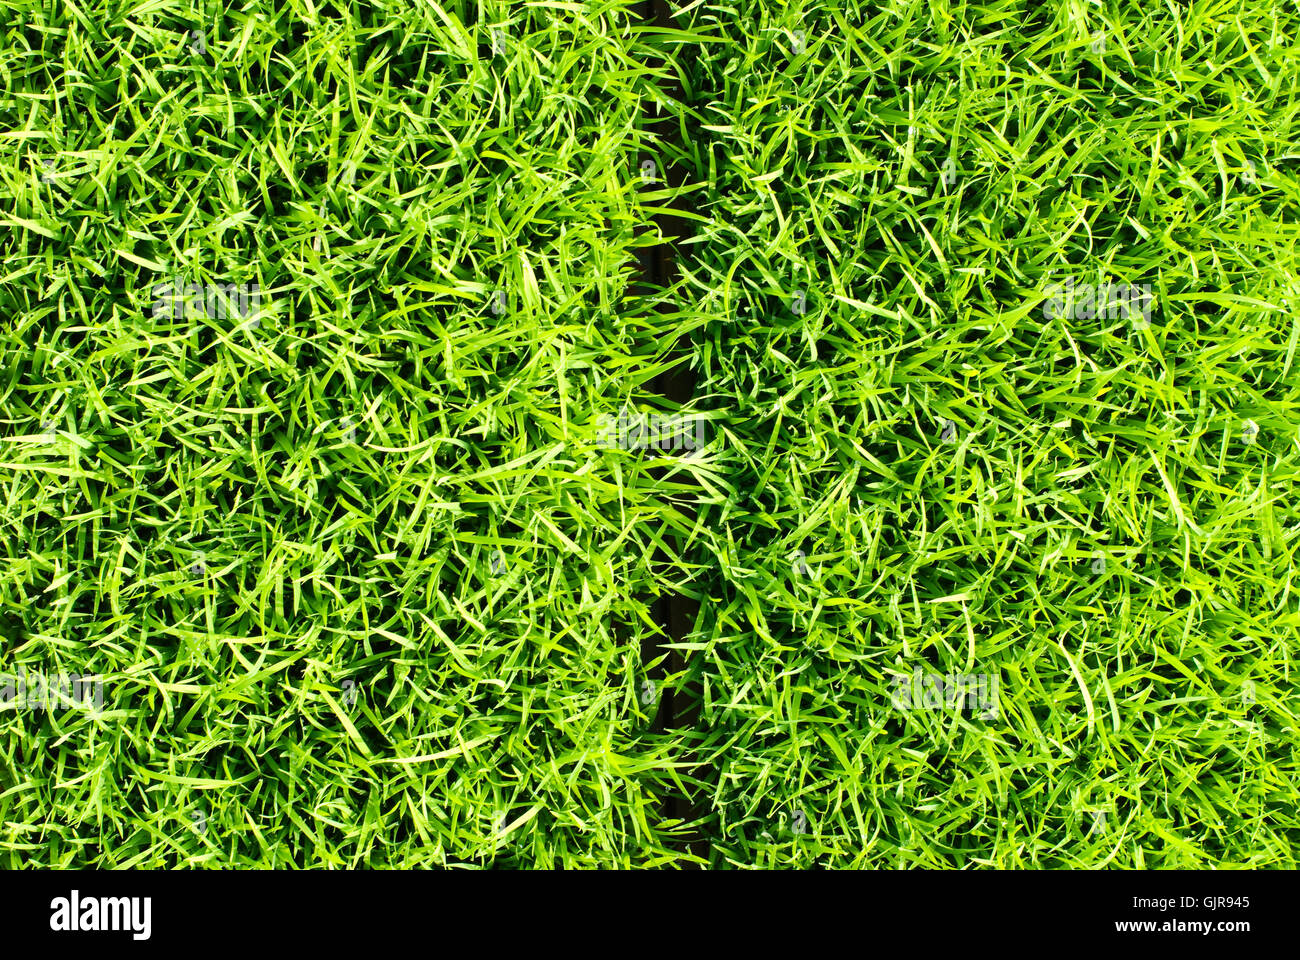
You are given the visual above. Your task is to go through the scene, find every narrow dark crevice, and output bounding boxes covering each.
[636,0,708,865]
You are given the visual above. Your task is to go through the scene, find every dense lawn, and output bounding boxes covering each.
[1,0,1298,868]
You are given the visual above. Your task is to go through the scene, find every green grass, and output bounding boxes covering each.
[664,0,1300,867]
[2,0,1299,868]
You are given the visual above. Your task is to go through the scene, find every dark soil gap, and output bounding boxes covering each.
[636,0,708,865]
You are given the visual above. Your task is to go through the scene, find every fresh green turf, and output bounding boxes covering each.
[1,0,1298,868]
[664,0,1300,867]
[0,0,701,868]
